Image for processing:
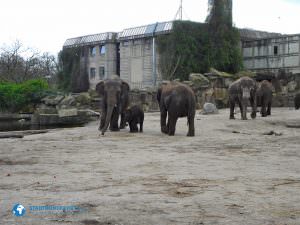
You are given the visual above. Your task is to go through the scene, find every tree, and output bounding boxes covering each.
[0,40,57,83]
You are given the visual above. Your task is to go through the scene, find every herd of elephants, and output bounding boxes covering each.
[95,75,300,137]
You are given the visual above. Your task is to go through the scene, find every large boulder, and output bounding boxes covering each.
[74,92,91,107]
[189,73,210,89]
[36,104,57,114]
[287,81,297,92]
[58,95,76,109]
[58,108,78,117]
[201,102,219,115]
[42,95,64,106]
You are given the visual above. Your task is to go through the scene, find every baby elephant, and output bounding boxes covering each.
[124,105,144,132]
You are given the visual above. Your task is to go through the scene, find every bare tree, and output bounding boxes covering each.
[0,40,57,83]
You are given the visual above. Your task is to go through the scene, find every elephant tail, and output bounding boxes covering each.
[187,96,195,126]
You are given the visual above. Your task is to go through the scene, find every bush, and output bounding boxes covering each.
[0,79,48,113]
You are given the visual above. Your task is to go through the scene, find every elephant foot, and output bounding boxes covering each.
[119,124,126,129]
[130,130,138,133]
[110,127,120,132]
[251,112,256,119]
[241,117,248,120]
[187,131,195,137]
[229,116,235,120]
[161,126,168,134]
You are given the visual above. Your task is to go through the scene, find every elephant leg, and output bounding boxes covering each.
[267,101,271,116]
[250,96,256,119]
[129,120,138,133]
[99,111,106,131]
[168,116,178,136]
[139,121,143,132]
[119,112,126,129]
[237,100,243,119]
[187,114,195,137]
[160,108,168,134]
[229,99,235,119]
[261,99,267,117]
[110,108,120,131]
[241,101,248,120]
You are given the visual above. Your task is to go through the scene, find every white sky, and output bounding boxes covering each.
[1,0,300,55]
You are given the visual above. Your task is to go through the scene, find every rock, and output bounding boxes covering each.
[201,102,219,115]
[42,95,64,106]
[36,104,57,114]
[74,92,91,106]
[58,108,78,118]
[183,81,193,87]
[209,68,234,78]
[189,73,210,88]
[59,95,76,108]
[287,81,297,92]
[203,88,215,103]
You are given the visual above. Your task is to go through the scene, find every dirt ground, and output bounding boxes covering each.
[1,108,300,225]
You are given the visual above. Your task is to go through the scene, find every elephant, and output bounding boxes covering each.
[256,80,273,117]
[124,105,144,133]
[96,75,130,135]
[295,93,300,110]
[157,81,196,136]
[228,76,257,120]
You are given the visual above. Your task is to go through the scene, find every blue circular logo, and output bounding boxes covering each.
[12,204,26,217]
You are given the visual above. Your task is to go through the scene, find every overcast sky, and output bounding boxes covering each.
[1,0,300,55]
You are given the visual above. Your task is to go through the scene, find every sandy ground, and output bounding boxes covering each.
[0,108,300,225]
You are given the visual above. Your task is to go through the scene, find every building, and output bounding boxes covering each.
[63,22,299,91]
[242,33,300,74]
[63,22,172,90]
[63,32,118,89]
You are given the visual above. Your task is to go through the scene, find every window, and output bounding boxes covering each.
[90,46,96,56]
[274,46,278,55]
[90,67,96,80]
[99,45,106,55]
[99,66,105,80]
[122,41,129,47]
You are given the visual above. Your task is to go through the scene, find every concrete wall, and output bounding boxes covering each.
[84,42,117,89]
[119,38,161,89]
[242,34,300,74]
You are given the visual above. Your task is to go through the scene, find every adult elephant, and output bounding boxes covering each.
[295,93,300,110]
[257,80,273,117]
[157,81,196,136]
[96,76,130,135]
[228,76,257,120]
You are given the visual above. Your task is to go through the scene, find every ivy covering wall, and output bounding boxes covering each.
[57,47,89,93]
[157,20,243,81]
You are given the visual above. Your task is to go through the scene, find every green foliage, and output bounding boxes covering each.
[0,79,48,112]
[157,20,243,81]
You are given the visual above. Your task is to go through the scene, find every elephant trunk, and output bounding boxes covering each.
[101,105,114,135]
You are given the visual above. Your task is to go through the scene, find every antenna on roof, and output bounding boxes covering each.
[174,0,183,20]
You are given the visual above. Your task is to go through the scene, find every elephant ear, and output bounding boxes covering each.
[95,81,105,96]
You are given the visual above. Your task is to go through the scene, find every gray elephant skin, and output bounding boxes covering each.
[157,81,196,136]
[257,80,273,117]
[96,76,130,135]
[124,105,144,133]
[295,93,300,110]
[228,76,257,120]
